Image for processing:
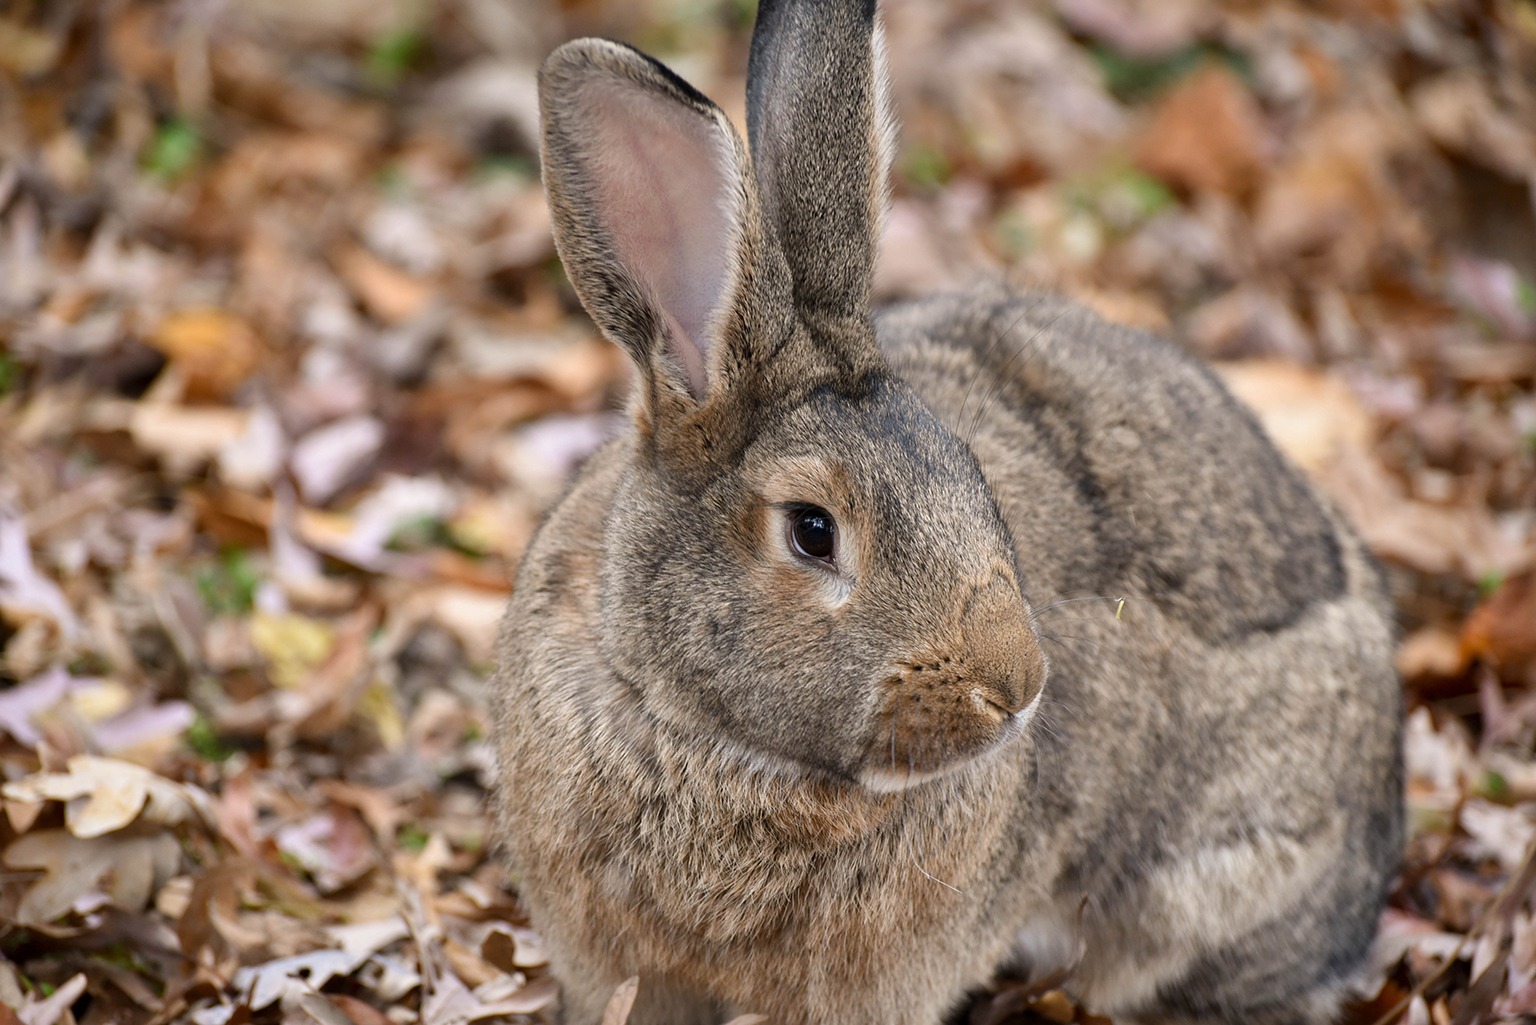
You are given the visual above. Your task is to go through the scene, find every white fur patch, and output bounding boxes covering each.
[1012,912,1078,978]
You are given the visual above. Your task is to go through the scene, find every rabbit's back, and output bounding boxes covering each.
[879,289,1352,633]
[880,288,1404,1016]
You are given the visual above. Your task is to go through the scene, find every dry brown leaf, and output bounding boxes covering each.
[1253,105,1425,282]
[1397,627,1469,682]
[1316,449,1521,581]
[0,21,63,76]
[1029,989,1077,1023]
[391,584,508,665]
[148,309,264,400]
[1462,570,1536,678]
[1216,360,1374,473]
[0,516,80,640]
[326,995,394,1025]
[1135,65,1271,196]
[334,245,435,325]
[1411,71,1536,180]
[1185,288,1312,363]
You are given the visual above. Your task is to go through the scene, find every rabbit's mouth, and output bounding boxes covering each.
[856,677,1042,793]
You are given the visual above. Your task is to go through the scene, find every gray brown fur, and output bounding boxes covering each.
[490,1,1403,1022]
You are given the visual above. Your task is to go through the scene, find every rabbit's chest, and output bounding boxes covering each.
[566,757,980,943]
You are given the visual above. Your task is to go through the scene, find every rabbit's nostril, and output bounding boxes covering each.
[974,688,1016,721]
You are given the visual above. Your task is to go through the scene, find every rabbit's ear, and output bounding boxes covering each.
[747,0,892,326]
[538,39,784,407]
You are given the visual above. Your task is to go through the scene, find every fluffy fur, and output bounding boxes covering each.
[490,2,1403,1023]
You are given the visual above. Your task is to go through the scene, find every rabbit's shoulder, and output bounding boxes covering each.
[877,288,1382,644]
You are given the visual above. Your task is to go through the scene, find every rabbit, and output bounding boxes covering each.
[489,0,1404,1022]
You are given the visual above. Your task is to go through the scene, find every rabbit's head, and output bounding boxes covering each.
[537,0,1046,790]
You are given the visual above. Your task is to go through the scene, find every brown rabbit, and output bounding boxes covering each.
[490,1,1404,1022]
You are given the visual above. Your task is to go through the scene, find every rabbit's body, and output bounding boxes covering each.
[493,2,1402,1022]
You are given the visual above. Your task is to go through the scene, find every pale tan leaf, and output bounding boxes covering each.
[3,827,180,924]
[16,973,87,1025]
[601,977,640,1025]
[1,755,215,837]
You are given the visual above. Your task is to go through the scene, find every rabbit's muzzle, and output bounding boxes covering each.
[858,588,1046,792]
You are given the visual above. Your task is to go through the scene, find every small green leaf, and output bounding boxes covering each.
[195,548,262,616]
[185,715,237,763]
[144,119,203,181]
[387,514,449,553]
[398,824,431,852]
[1481,770,1512,801]
[474,155,538,184]
[1516,276,1536,315]
[1112,168,1176,219]
[368,29,425,87]
[1478,570,1506,598]
[1090,45,1251,102]
[900,145,951,194]
[0,352,19,394]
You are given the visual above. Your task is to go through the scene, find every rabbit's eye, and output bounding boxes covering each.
[788,507,836,563]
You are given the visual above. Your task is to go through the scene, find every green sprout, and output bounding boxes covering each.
[144,119,203,181]
[195,548,262,616]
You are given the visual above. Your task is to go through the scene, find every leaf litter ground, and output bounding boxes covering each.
[0,1,1534,1023]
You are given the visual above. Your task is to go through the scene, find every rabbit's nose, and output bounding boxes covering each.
[963,585,1047,716]
[971,655,1043,718]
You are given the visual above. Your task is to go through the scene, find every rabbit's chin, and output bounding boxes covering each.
[855,689,1041,794]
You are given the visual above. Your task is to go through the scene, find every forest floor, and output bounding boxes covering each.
[1,0,1534,1023]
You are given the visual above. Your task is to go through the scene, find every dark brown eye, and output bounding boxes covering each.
[788,506,836,563]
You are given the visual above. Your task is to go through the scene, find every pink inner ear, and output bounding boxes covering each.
[578,78,738,399]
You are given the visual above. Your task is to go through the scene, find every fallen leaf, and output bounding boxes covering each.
[0,512,80,640]
[15,973,87,1025]
[291,416,386,505]
[148,308,264,400]
[129,403,253,474]
[601,977,639,1025]
[419,972,556,1025]
[1397,627,1469,682]
[1136,65,1271,196]
[333,244,435,325]
[218,404,287,492]
[1411,71,1536,180]
[3,826,181,924]
[250,612,336,690]
[2,754,216,837]
[1461,570,1536,678]
[0,666,70,746]
[233,949,373,1011]
[1217,360,1374,473]
[1317,448,1523,582]
[1460,800,1536,874]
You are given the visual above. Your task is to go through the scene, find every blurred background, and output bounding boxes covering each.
[0,1,1534,1023]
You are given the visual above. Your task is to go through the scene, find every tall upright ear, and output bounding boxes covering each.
[747,0,892,325]
[538,39,777,408]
